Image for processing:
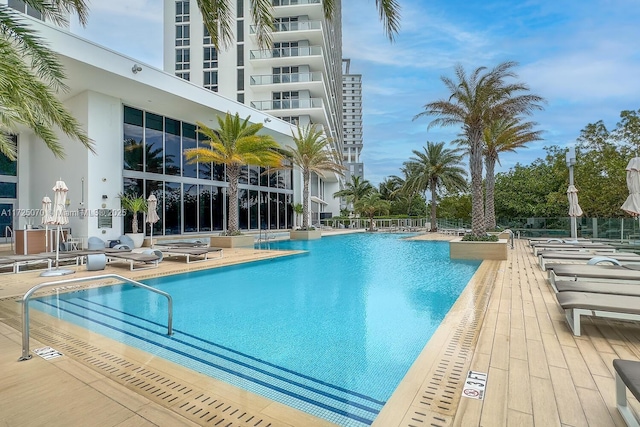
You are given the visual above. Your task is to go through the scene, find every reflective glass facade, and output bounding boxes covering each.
[123,106,293,235]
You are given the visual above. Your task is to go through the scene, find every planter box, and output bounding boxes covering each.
[449,238,508,260]
[209,235,255,248]
[290,229,322,240]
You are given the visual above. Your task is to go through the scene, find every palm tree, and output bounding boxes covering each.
[333,175,374,210]
[198,0,401,49]
[355,192,390,231]
[403,142,467,232]
[184,112,282,234]
[414,61,544,236]
[278,124,344,229]
[1,3,93,159]
[379,175,404,201]
[482,117,543,229]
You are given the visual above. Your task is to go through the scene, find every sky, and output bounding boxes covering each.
[69,0,640,186]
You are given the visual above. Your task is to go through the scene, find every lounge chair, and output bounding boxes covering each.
[107,251,162,271]
[547,264,640,287]
[554,280,640,297]
[613,359,640,427]
[532,243,615,256]
[555,291,640,336]
[4,255,52,274]
[538,251,640,270]
[155,240,207,248]
[160,247,223,263]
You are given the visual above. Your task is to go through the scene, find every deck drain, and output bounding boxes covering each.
[33,346,63,360]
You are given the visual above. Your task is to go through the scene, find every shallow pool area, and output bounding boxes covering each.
[32,233,480,426]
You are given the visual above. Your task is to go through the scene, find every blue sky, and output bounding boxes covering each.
[70,0,640,186]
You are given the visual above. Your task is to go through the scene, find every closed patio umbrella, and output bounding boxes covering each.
[41,180,74,276]
[567,185,583,217]
[621,157,640,216]
[567,184,583,239]
[147,194,160,248]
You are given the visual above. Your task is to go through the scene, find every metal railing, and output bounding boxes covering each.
[249,45,322,60]
[273,0,320,5]
[251,20,321,34]
[250,98,323,111]
[19,274,173,361]
[250,71,322,85]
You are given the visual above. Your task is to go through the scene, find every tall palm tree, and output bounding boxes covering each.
[184,112,282,234]
[403,142,467,232]
[355,192,390,231]
[482,117,543,229]
[333,175,374,210]
[198,0,401,49]
[1,2,93,158]
[414,61,544,236]
[278,124,344,229]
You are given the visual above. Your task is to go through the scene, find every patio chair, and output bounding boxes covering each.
[160,247,223,263]
[547,264,640,287]
[555,291,640,336]
[554,280,640,297]
[106,250,162,271]
[538,252,640,270]
[613,359,640,427]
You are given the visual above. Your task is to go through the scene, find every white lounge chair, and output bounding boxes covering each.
[613,359,640,427]
[556,291,640,336]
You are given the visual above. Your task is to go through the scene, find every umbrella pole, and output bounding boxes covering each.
[55,226,60,269]
[150,225,153,248]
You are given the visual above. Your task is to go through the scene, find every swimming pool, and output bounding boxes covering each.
[33,233,480,426]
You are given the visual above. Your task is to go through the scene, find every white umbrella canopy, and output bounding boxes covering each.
[567,184,583,217]
[51,180,69,225]
[41,196,52,225]
[147,194,160,247]
[621,157,640,216]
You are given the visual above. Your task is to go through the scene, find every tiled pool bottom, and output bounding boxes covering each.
[32,234,480,426]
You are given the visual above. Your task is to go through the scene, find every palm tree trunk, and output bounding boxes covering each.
[227,164,239,234]
[469,130,485,236]
[430,182,438,232]
[485,157,497,230]
[302,169,310,229]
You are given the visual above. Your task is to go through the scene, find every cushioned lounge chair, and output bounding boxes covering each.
[3,255,52,274]
[532,243,615,256]
[554,280,640,297]
[547,264,640,287]
[538,251,640,270]
[613,359,640,427]
[107,251,161,271]
[556,291,640,336]
[160,247,223,263]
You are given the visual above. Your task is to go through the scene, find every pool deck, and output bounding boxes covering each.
[1,232,639,426]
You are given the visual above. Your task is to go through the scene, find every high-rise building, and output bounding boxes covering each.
[342,59,363,182]
[163,0,344,221]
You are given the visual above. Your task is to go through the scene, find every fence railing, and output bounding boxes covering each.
[437,217,640,241]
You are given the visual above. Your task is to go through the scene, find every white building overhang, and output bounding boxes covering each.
[27,17,296,144]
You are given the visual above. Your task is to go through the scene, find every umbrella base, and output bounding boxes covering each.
[40,268,75,277]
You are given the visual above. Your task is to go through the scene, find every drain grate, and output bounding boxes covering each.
[0,303,282,427]
[398,263,497,427]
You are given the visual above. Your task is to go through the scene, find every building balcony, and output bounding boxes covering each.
[251,98,325,123]
[249,46,324,68]
[272,0,323,20]
[250,21,323,45]
[250,71,323,88]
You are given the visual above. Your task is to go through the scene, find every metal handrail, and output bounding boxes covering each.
[19,274,173,361]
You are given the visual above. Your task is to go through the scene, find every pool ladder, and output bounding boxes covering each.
[18,274,173,361]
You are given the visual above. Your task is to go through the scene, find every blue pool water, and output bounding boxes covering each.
[33,233,480,426]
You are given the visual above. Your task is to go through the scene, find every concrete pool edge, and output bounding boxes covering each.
[372,259,502,426]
